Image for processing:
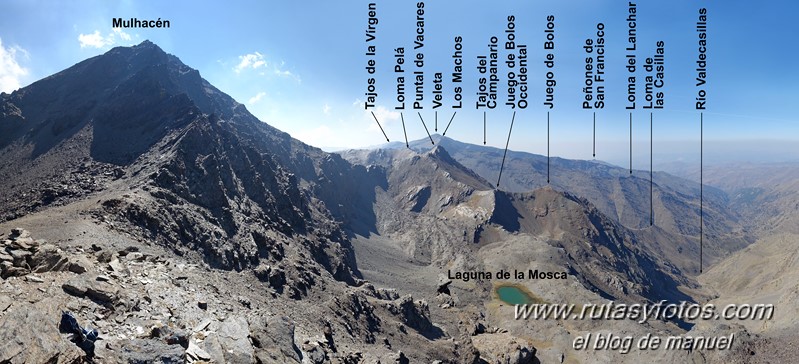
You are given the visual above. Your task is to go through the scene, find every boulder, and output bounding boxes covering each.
[10,228,30,239]
[249,315,301,363]
[472,334,537,364]
[107,258,128,276]
[25,275,44,283]
[86,279,119,305]
[254,263,287,292]
[125,252,145,262]
[186,341,212,361]
[192,318,213,333]
[501,342,536,364]
[115,338,184,364]
[0,252,12,262]
[9,237,35,251]
[1,261,28,278]
[8,249,32,267]
[62,278,89,297]
[30,244,70,273]
[197,332,226,363]
[68,255,93,274]
[216,316,255,363]
[117,245,140,256]
[0,302,84,363]
[303,342,327,364]
[97,250,114,263]
[150,324,189,348]
[389,295,434,333]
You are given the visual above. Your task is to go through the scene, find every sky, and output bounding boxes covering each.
[1,0,797,169]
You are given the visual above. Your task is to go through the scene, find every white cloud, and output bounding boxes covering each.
[234,52,267,73]
[273,60,300,82]
[232,53,300,82]
[371,105,400,123]
[0,38,29,93]
[78,30,113,48]
[78,28,137,49]
[323,104,331,115]
[112,27,132,41]
[366,105,401,133]
[248,92,266,105]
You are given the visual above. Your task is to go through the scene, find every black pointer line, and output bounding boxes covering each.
[547,111,550,184]
[435,111,437,132]
[442,112,457,136]
[497,111,516,188]
[370,111,389,142]
[593,111,596,158]
[700,112,704,273]
[483,112,486,145]
[629,112,633,174]
[401,112,408,148]
[650,112,654,226]
[418,112,434,145]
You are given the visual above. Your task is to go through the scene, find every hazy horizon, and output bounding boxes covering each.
[320,134,799,172]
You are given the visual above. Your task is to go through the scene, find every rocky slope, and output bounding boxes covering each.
[693,162,799,237]
[339,139,787,364]
[367,135,753,275]
[0,39,785,364]
[346,145,692,303]
[0,223,468,363]
[0,41,544,363]
[338,138,787,363]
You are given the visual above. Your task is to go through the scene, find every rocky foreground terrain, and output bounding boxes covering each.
[0,41,537,363]
[1,40,797,363]
[0,223,483,363]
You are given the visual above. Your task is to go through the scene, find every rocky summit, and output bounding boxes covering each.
[0,40,793,363]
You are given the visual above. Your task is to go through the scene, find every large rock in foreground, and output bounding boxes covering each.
[0,301,84,363]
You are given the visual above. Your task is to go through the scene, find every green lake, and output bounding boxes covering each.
[495,285,538,305]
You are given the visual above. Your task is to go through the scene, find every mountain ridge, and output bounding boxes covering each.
[1,40,477,362]
[0,40,778,363]
[340,134,751,277]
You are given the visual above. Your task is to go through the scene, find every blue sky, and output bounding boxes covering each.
[1,0,797,167]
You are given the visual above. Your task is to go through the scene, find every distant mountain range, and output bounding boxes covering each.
[341,134,752,276]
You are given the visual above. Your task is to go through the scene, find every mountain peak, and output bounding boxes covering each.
[129,39,165,53]
[406,134,448,151]
[108,39,166,58]
[0,38,268,164]
[428,143,449,157]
